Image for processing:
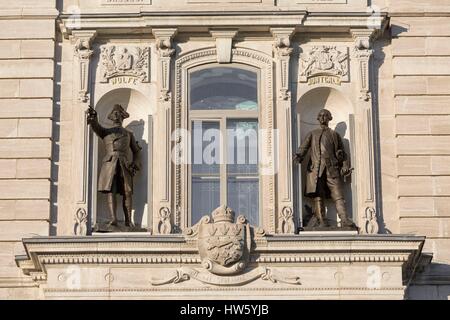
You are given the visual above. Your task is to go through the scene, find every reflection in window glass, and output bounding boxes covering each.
[190,67,258,111]
[191,121,221,224]
[227,120,259,226]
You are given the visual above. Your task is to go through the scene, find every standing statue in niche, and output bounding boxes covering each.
[294,109,357,230]
[87,104,142,232]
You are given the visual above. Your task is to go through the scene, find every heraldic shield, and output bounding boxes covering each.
[197,205,252,276]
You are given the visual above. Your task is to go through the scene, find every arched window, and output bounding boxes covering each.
[188,66,260,226]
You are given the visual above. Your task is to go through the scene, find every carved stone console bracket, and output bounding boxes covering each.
[71,30,97,103]
[271,27,295,100]
[352,29,376,101]
[209,29,238,63]
[153,28,178,101]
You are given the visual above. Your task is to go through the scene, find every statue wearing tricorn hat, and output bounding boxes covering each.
[87,104,142,231]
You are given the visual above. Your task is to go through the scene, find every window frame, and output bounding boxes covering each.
[187,64,262,226]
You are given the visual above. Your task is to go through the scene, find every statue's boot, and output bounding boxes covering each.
[107,194,118,226]
[123,193,134,228]
[336,199,356,229]
[314,198,327,227]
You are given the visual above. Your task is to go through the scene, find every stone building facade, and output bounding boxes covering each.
[0,0,449,299]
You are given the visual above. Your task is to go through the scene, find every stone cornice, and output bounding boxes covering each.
[16,234,425,286]
[58,11,389,38]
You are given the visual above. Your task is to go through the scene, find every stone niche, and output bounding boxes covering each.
[92,88,153,229]
[85,42,156,231]
[296,87,355,225]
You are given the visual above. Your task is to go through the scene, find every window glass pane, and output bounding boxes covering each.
[227,120,259,226]
[191,121,221,224]
[192,177,220,225]
[227,178,259,226]
[192,121,220,175]
[190,67,258,110]
[227,120,258,174]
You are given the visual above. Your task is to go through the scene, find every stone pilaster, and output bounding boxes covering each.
[351,29,379,234]
[70,30,97,236]
[152,28,178,234]
[271,28,296,234]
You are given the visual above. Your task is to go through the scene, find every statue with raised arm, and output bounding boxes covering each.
[87,104,141,230]
[294,109,356,229]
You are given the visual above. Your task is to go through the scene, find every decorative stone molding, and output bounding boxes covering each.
[99,45,150,83]
[271,27,295,100]
[361,207,379,235]
[174,47,275,233]
[352,30,375,101]
[271,28,296,231]
[299,45,349,83]
[70,30,97,232]
[16,234,426,299]
[209,29,238,63]
[151,28,177,235]
[278,207,295,234]
[157,207,172,235]
[71,30,97,103]
[150,266,301,287]
[73,208,88,236]
[153,28,177,101]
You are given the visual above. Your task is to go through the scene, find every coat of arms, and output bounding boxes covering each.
[196,205,251,276]
[99,45,150,83]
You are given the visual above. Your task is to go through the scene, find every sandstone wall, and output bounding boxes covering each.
[0,0,57,299]
[379,0,450,299]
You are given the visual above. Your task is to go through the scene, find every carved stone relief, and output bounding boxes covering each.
[150,266,302,287]
[299,45,349,83]
[72,30,97,103]
[73,208,88,236]
[195,205,251,276]
[158,207,172,235]
[99,46,150,83]
[278,207,295,234]
[362,207,379,235]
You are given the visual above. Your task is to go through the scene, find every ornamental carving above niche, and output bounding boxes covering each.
[299,46,349,82]
[100,46,150,83]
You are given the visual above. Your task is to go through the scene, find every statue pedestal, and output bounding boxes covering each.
[93,222,149,233]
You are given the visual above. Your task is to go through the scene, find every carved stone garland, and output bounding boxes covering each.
[174,47,275,233]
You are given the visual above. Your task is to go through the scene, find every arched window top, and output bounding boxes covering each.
[189,66,258,111]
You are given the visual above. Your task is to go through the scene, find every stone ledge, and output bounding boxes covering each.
[14,234,427,299]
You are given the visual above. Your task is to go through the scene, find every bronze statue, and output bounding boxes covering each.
[294,109,356,229]
[87,104,141,229]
